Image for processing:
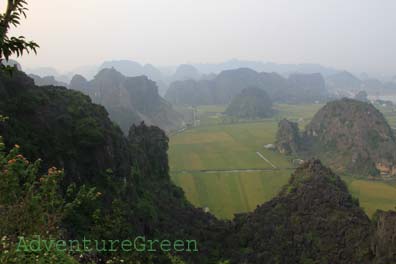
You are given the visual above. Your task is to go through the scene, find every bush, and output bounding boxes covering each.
[0,121,98,263]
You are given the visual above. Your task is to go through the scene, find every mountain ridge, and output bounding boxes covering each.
[70,67,184,134]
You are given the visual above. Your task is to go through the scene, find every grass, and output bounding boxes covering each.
[169,103,396,219]
[172,170,292,219]
[169,121,292,171]
[344,177,396,217]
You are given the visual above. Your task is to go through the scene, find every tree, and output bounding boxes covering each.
[0,0,39,71]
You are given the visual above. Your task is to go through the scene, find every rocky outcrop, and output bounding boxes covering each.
[375,162,396,175]
[372,211,396,264]
[69,74,89,91]
[276,98,396,176]
[29,74,67,87]
[70,68,184,133]
[0,70,131,188]
[275,119,302,155]
[172,64,201,81]
[303,98,396,176]
[99,60,163,82]
[223,160,374,263]
[225,86,273,119]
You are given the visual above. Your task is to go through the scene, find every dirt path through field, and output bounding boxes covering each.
[256,151,277,169]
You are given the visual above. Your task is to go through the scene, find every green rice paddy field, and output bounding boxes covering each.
[169,104,396,219]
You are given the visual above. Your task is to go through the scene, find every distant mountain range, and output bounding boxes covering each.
[29,74,68,87]
[21,59,396,100]
[165,68,330,105]
[69,68,184,134]
[326,71,396,96]
[191,59,340,76]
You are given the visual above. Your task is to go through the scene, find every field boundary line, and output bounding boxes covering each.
[256,151,277,169]
[171,168,296,174]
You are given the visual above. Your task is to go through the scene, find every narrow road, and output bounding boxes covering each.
[171,167,295,174]
[171,152,287,174]
[256,151,277,169]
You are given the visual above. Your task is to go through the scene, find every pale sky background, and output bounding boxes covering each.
[2,0,395,76]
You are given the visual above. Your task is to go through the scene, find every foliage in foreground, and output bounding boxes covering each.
[0,126,96,263]
[0,0,39,73]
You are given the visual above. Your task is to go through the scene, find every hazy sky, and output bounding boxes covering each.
[2,0,396,75]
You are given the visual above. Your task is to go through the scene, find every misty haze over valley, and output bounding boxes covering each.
[2,1,396,263]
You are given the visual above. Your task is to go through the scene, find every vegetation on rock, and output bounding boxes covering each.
[225,86,273,119]
[222,160,374,264]
[276,98,396,176]
[275,119,302,155]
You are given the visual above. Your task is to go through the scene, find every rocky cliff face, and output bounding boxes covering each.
[304,98,396,176]
[70,68,184,134]
[275,98,396,176]
[275,119,302,155]
[69,74,90,91]
[372,211,396,264]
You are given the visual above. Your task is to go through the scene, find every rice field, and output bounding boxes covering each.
[169,103,396,219]
[172,170,292,219]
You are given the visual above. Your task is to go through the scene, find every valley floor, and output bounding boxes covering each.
[169,103,396,219]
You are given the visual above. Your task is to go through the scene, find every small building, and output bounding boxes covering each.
[293,159,305,165]
[264,144,276,150]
